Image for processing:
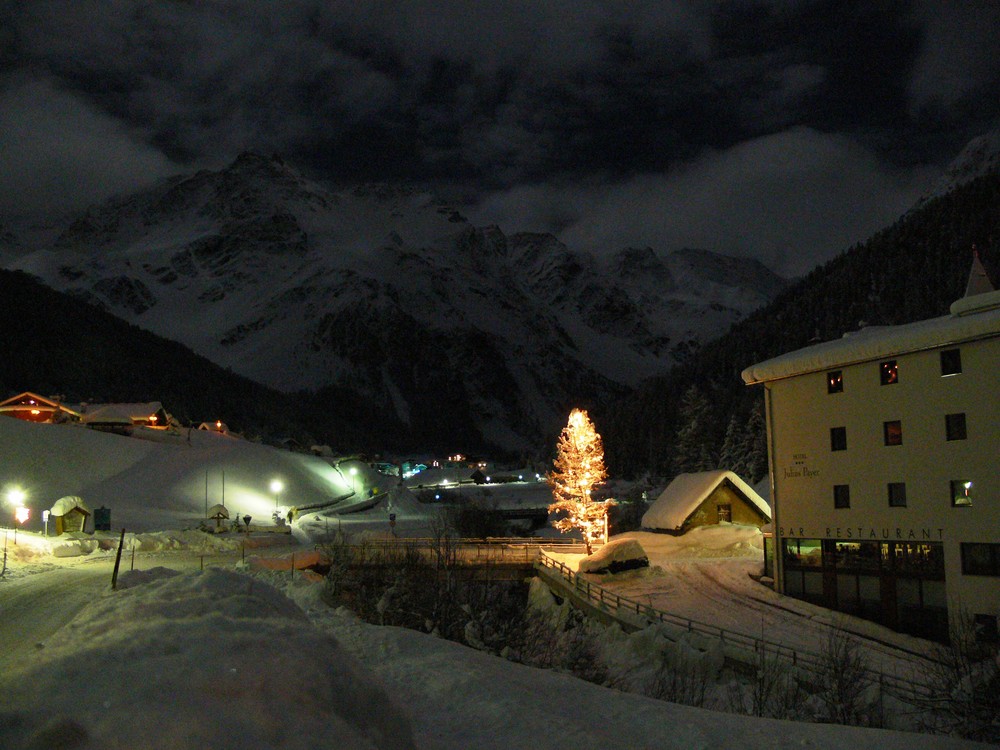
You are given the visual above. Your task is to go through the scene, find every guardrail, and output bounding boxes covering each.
[327,538,592,566]
[536,552,935,703]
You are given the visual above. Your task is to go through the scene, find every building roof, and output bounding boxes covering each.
[80,402,165,424]
[51,496,90,516]
[0,392,82,417]
[742,288,1000,385]
[641,470,771,531]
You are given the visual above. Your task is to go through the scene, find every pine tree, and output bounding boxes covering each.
[673,385,715,476]
[742,402,769,484]
[718,414,748,477]
[547,408,613,554]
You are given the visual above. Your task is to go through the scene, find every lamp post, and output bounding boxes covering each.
[14,505,29,545]
[270,479,283,512]
[349,467,358,496]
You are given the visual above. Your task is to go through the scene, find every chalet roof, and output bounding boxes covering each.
[207,504,230,519]
[0,391,82,417]
[80,402,165,424]
[641,470,770,531]
[742,288,1000,385]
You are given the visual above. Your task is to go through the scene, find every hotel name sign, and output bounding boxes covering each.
[782,452,819,479]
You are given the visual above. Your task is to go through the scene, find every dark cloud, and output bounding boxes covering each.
[3,1,999,270]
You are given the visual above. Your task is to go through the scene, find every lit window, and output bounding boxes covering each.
[940,348,962,376]
[951,480,973,507]
[945,413,967,441]
[827,370,843,394]
[880,360,898,385]
[888,482,907,507]
[830,427,847,451]
[883,420,902,446]
[833,484,850,509]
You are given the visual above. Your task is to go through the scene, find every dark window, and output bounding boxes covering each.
[880,360,898,385]
[961,543,1000,576]
[834,484,851,509]
[951,480,974,507]
[883,420,902,446]
[830,426,847,451]
[945,413,967,441]
[888,482,907,507]
[940,348,962,376]
[827,370,843,393]
[717,504,732,522]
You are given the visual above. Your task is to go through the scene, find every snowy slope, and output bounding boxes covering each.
[0,415,380,533]
[5,153,787,449]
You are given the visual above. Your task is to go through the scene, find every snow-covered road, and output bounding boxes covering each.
[0,560,113,670]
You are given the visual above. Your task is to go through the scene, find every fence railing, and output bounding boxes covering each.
[328,538,591,566]
[535,552,936,703]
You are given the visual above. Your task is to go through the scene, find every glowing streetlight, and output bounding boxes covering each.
[349,467,358,495]
[270,479,284,510]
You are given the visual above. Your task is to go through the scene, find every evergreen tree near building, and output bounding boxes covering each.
[718,415,748,477]
[547,408,613,554]
[742,402,769,484]
[672,385,716,476]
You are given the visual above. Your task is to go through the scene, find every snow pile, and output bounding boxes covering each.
[577,538,649,574]
[0,568,416,750]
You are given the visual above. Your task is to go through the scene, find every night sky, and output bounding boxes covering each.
[2,1,999,276]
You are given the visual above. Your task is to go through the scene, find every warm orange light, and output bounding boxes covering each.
[30,409,40,415]
[149,414,158,423]
[15,506,30,525]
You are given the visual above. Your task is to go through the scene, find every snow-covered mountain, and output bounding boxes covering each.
[920,127,1000,203]
[7,153,785,450]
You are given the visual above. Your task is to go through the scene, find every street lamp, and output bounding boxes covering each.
[14,505,29,544]
[270,479,283,511]
[349,467,358,495]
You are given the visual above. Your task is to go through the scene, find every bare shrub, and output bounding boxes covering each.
[813,622,881,727]
[915,612,1000,743]
[727,642,802,719]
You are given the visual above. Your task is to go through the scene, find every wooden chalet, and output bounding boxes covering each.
[0,392,81,423]
[641,470,771,534]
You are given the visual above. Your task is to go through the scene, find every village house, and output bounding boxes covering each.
[641,470,771,534]
[0,392,81,423]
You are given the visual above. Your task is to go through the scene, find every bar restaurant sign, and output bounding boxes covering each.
[782,452,820,480]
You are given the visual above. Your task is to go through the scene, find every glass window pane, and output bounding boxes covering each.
[940,348,962,376]
[952,480,973,507]
[946,413,967,441]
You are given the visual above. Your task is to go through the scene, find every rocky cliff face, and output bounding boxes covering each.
[8,153,786,450]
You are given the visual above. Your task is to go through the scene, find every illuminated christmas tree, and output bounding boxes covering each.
[547,408,613,554]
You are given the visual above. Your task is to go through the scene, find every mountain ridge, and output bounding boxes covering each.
[6,152,787,450]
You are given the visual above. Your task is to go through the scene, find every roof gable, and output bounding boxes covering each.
[641,470,770,531]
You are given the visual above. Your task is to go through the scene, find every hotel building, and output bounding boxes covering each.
[742,260,999,642]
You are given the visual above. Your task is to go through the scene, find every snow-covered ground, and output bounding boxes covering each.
[1,417,990,748]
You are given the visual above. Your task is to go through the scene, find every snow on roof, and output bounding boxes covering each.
[641,470,770,531]
[50,495,90,516]
[81,402,165,423]
[742,289,1000,384]
[207,503,230,518]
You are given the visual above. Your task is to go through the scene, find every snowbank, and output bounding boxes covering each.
[577,538,649,573]
[0,569,417,750]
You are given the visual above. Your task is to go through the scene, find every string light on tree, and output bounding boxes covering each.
[547,408,614,555]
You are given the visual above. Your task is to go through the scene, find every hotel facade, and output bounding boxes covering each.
[742,273,999,642]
